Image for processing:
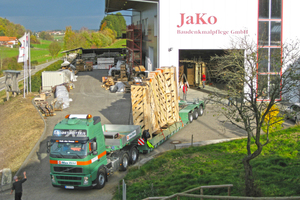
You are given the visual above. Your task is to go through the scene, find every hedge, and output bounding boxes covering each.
[31,60,63,92]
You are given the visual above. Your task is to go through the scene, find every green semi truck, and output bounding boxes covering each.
[48,99,204,189]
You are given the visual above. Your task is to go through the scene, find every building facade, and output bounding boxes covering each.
[105,0,300,101]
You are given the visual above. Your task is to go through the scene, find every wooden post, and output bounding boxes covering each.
[191,135,193,147]
[200,188,203,200]
[228,186,231,196]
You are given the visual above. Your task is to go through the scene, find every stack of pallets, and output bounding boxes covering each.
[131,66,180,138]
[117,64,128,82]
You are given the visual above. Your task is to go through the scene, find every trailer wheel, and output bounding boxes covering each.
[95,168,106,189]
[188,113,193,123]
[119,152,129,171]
[193,109,199,119]
[129,147,139,164]
[198,105,204,116]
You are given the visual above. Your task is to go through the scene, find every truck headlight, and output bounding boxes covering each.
[83,177,89,185]
[51,175,56,184]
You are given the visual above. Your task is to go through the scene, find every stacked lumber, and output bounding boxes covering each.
[34,94,56,117]
[101,77,115,90]
[131,66,180,138]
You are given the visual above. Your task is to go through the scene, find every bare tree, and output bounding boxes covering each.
[209,36,300,196]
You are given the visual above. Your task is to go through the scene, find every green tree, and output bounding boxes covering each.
[80,31,93,48]
[0,18,26,37]
[100,13,126,38]
[39,31,53,41]
[30,34,40,44]
[63,26,75,49]
[48,41,62,58]
[209,36,300,196]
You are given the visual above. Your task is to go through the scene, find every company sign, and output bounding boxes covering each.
[58,161,77,165]
[177,13,217,28]
[53,129,87,138]
[176,13,248,36]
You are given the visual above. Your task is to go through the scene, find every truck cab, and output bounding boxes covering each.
[48,114,142,189]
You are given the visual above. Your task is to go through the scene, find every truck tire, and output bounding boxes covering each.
[119,152,129,171]
[129,147,139,164]
[188,113,193,123]
[95,168,106,189]
[193,109,199,119]
[198,106,204,116]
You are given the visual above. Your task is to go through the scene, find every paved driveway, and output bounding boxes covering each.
[0,69,271,200]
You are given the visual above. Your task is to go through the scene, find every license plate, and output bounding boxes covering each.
[65,186,74,189]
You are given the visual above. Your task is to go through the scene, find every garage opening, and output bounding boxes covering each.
[179,49,227,88]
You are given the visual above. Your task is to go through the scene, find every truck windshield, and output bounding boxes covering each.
[50,142,87,159]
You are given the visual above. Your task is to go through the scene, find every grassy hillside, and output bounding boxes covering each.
[105,39,126,48]
[116,126,300,199]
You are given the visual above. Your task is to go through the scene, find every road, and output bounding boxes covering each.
[0,59,59,92]
[2,69,293,200]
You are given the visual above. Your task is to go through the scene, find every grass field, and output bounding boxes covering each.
[115,126,300,199]
[0,39,63,66]
[105,39,126,48]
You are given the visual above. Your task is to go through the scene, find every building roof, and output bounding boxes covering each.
[105,0,158,13]
[0,36,17,42]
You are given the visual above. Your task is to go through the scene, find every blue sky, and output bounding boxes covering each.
[0,0,130,32]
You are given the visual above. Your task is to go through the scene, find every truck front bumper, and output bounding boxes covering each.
[50,173,96,189]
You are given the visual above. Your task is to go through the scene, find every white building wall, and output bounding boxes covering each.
[282,1,300,44]
[159,0,258,68]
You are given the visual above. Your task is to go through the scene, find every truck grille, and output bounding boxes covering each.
[57,176,81,181]
[53,167,83,173]
[58,181,81,186]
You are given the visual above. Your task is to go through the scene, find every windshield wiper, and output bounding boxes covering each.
[69,152,81,159]
[51,152,64,158]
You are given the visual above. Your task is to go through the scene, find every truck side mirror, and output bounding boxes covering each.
[47,141,51,153]
[92,142,97,150]
[92,142,97,155]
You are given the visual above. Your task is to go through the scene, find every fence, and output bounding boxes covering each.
[142,184,300,200]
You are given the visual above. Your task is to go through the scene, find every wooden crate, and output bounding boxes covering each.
[131,67,179,137]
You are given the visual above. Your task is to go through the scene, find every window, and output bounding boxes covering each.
[154,15,157,37]
[271,0,281,19]
[145,18,148,36]
[258,48,268,73]
[142,19,145,33]
[270,22,281,45]
[259,0,269,19]
[259,0,281,19]
[270,48,281,72]
[259,22,269,46]
[257,0,282,100]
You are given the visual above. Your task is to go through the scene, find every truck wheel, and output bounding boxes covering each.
[95,168,106,189]
[129,147,139,164]
[119,152,129,171]
[188,113,193,123]
[198,106,204,116]
[193,109,199,119]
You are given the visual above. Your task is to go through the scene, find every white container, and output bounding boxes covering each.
[42,71,66,91]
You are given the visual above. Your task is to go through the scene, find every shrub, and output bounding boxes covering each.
[31,60,63,92]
